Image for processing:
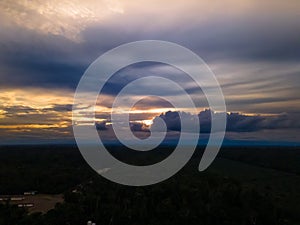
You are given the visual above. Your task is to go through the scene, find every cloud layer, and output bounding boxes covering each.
[0,0,299,143]
[152,109,300,133]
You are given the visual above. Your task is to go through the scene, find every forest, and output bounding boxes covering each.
[0,145,299,225]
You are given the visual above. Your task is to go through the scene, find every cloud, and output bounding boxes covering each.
[1,0,299,96]
[1,0,300,144]
[129,122,149,132]
[80,0,300,62]
[152,111,201,133]
[95,121,108,131]
[152,109,300,133]
[0,89,73,143]
[0,0,123,42]
[48,104,73,112]
[95,120,150,132]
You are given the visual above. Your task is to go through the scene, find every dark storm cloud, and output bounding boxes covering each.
[179,20,300,62]
[0,40,85,89]
[155,111,181,131]
[1,104,73,116]
[0,104,73,127]
[81,10,300,62]
[99,61,202,99]
[95,121,108,131]
[0,24,124,89]
[2,105,37,115]
[130,122,149,132]
[95,121,149,132]
[131,97,173,110]
[153,109,300,133]
[226,96,300,106]
[225,112,300,132]
[49,104,73,112]
[1,2,300,91]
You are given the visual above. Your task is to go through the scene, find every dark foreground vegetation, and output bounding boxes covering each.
[0,145,300,225]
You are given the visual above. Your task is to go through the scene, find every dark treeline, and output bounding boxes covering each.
[0,145,299,225]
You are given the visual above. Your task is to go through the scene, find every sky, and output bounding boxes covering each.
[0,0,299,145]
